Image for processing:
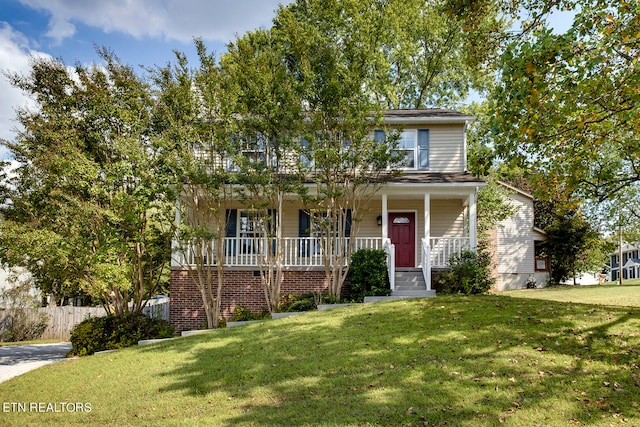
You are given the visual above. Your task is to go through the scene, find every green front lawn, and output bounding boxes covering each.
[0,295,639,426]
[502,281,640,307]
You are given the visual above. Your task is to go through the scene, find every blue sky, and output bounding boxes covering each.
[0,0,287,159]
[0,0,575,160]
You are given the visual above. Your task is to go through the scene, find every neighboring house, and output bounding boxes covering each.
[610,243,640,281]
[170,109,484,331]
[490,182,550,291]
[561,272,606,286]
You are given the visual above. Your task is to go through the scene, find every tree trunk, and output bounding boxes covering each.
[619,224,624,286]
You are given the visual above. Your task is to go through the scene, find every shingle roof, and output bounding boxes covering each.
[383,109,471,118]
[384,172,485,184]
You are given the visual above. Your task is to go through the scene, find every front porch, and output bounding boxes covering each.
[172,235,470,271]
[171,176,481,294]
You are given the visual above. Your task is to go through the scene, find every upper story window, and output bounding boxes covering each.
[227,132,277,171]
[375,129,429,170]
[299,132,351,170]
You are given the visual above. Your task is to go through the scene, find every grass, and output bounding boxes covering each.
[0,295,639,426]
[502,281,640,307]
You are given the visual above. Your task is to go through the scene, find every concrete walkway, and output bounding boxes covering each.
[0,342,72,384]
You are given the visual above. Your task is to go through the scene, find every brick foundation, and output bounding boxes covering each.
[170,269,329,332]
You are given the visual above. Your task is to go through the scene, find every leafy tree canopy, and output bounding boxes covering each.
[488,0,640,203]
[274,0,504,109]
[0,48,176,312]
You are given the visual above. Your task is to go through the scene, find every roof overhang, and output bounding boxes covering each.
[381,109,475,125]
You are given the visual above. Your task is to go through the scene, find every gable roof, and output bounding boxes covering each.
[497,180,535,200]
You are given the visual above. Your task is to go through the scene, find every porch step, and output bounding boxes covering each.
[385,269,435,299]
[393,269,427,292]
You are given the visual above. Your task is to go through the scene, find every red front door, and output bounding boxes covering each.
[389,213,415,268]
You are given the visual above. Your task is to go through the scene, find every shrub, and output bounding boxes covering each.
[279,293,318,312]
[347,249,391,301]
[0,309,49,342]
[0,278,50,342]
[436,249,494,295]
[230,306,270,322]
[69,312,174,356]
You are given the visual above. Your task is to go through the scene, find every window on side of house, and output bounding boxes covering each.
[375,129,429,170]
[300,137,312,168]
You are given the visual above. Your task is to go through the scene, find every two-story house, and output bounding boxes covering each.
[610,243,640,281]
[169,109,485,331]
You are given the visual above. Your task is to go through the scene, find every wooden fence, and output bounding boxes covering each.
[0,297,170,341]
[141,297,170,321]
[39,306,108,340]
[0,306,108,341]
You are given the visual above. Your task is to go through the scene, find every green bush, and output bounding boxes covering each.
[69,312,174,356]
[347,249,391,301]
[436,249,494,295]
[0,278,50,342]
[230,306,270,321]
[0,309,49,342]
[279,293,318,312]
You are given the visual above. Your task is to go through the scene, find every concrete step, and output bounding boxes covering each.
[392,289,435,297]
[394,270,427,292]
[394,282,427,290]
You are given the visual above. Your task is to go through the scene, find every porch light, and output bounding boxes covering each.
[376,215,383,226]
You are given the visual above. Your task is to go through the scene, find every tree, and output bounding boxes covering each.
[275,0,503,109]
[220,29,306,313]
[153,41,237,328]
[539,204,608,284]
[273,5,402,300]
[489,0,640,202]
[0,49,175,314]
[0,273,49,342]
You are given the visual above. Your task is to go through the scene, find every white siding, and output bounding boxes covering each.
[425,124,465,173]
[497,193,535,274]
[496,192,548,290]
[391,124,465,173]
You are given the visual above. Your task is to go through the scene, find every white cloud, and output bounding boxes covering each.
[20,0,288,44]
[0,23,51,159]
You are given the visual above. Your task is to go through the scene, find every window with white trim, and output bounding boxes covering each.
[237,210,275,254]
[227,132,276,171]
[375,129,429,170]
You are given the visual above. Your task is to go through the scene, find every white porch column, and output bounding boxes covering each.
[424,193,430,243]
[424,192,431,291]
[469,188,477,251]
[382,193,388,240]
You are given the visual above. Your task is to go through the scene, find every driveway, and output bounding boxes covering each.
[0,342,72,383]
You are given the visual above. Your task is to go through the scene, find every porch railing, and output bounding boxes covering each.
[429,237,471,268]
[383,238,395,291]
[172,236,471,272]
[421,238,431,291]
[173,236,383,268]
